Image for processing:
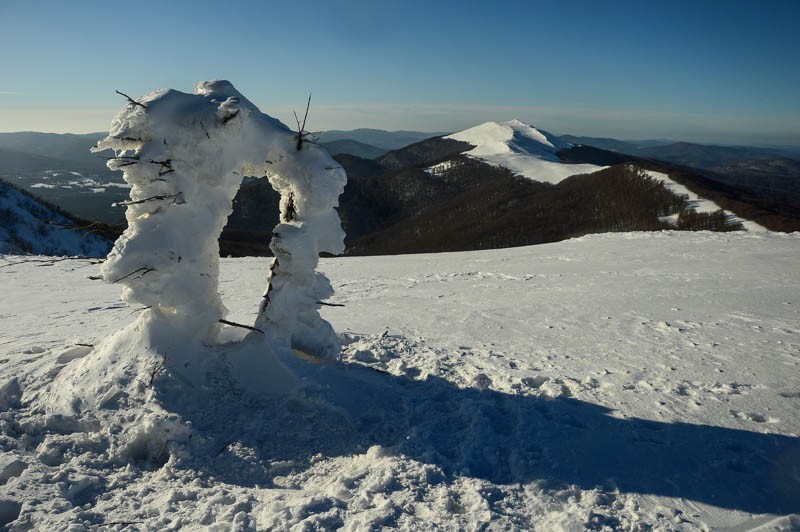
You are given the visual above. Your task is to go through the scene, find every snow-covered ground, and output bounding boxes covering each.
[644,169,766,232]
[1,230,799,530]
[0,180,110,256]
[446,119,604,184]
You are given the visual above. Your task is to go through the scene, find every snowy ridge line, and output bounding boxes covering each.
[641,167,767,231]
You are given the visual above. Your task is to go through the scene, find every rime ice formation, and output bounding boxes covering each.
[93,80,346,356]
[41,81,346,421]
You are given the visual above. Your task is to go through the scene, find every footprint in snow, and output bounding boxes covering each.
[55,345,94,364]
[730,410,778,424]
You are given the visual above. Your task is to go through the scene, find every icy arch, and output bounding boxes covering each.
[94,80,346,359]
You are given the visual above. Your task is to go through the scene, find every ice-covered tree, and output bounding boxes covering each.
[94,80,346,359]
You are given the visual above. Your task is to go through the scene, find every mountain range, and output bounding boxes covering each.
[1,123,799,257]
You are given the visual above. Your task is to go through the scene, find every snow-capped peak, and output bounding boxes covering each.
[446,119,569,159]
[444,119,601,185]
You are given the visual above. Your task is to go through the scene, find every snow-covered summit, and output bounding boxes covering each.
[447,119,568,159]
[445,119,603,184]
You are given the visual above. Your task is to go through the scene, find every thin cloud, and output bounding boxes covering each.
[0,90,21,95]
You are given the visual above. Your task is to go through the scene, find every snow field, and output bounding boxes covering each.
[0,231,799,529]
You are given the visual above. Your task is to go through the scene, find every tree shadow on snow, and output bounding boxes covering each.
[162,358,800,516]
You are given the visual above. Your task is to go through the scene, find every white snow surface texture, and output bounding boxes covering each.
[445,119,604,184]
[1,231,799,530]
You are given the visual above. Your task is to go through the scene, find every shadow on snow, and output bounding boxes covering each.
[160,356,800,516]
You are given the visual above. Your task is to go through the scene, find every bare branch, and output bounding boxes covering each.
[301,92,312,133]
[0,256,79,268]
[112,267,154,284]
[100,155,139,161]
[149,159,174,176]
[115,89,147,109]
[144,353,167,388]
[294,93,312,151]
[317,301,345,307]
[47,221,107,235]
[219,319,264,334]
[113,193,184,207]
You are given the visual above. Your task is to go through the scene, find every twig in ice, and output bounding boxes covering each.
[149,159,174,176]
[111,267,155,283]
[218,319,264,334]
[113,193,184,207]
[293,93,312,151]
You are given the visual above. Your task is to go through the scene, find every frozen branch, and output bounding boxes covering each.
[115,89,147,109]
[219,319,264,334]
[113,193,184,207]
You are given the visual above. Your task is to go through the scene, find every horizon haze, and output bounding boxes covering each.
[1,0,798,146]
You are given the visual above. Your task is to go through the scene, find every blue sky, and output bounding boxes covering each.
[1,0,798,145]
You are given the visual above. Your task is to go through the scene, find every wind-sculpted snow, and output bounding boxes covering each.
[0,231,798,529]
[37,81,347,433]
[92,80,345,352]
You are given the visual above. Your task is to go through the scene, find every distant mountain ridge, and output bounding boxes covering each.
[561,134,800,168]
[315,128,444,151]
[319,139,387,159]
[0,132,108,163]
[3,125,799,257]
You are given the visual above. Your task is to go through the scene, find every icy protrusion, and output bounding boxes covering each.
[92,79,345,357]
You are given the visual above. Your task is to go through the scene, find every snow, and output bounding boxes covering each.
[1,230,799,530]
[28,174,129,191]
[0,180,110,256]
[10,79,348,514]
[77,80,345,409]
[643,168,767,231]
[445,119,604,184]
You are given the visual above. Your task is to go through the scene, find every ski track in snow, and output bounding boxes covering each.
[1,231,799,530]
